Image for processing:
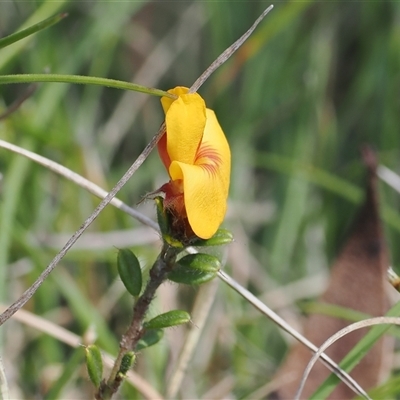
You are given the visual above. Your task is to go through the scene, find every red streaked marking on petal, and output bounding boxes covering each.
[194,143,222,176]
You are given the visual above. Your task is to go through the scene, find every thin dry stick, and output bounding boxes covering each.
[0,139,158,231]
[244,374,296,400]
[217,270,370,399]
[189,4,274,93]
[0,123,165,327]
[294,316,400,400]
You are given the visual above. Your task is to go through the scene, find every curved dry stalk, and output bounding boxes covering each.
[294,316,400,400]
[217,270,370,399]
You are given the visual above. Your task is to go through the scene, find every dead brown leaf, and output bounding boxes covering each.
[270,147,393,399]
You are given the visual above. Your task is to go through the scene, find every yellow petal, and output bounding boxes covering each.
[164,92,206,165]
[161,86,189,114]
[168,110,230,239]
[200,109,231,193]
[169,161,226,239]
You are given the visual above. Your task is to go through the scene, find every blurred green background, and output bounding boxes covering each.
[1,1,400,398]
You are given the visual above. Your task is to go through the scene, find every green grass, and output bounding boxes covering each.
[1,1,400,398]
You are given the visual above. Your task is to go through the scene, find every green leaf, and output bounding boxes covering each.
[168,253,221,285]
[117,249,142,296]
[85,345,103,388]
[136,329,164,351]
[190,229,234,247]
[144,310,191,330]
[168,266,218,285]
[0,13,68,50]
[155,196,169,237]
[177,253,221,272]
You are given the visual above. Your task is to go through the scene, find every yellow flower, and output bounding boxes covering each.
[158,86,231,240]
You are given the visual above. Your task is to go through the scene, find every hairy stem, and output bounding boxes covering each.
[96,245,178,399]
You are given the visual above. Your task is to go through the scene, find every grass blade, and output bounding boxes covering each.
[0,13,68,50]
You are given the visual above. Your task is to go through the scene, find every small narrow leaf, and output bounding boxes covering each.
[119,352,136,375]
[136,329,164,350]
[164,234,184,248]
[0,13,68,50]
[190,229,234,247]
[144,310,190,330]
[85,345,103,388]
[117,249,142,296]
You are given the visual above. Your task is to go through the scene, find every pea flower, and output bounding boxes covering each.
[157,86,231,240]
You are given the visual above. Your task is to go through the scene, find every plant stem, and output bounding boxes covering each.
[96,244,178,399]
[0,74,175,98]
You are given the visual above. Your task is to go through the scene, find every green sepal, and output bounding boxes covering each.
[154,197,184,247]
[85,344,103,388]
[136,329,164,350]
[117,249,142,296]
[119,351,136,375]
[164,234,184,248]
[155,196,169,236]
[144,310,190,330]
[190,229,234,247]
